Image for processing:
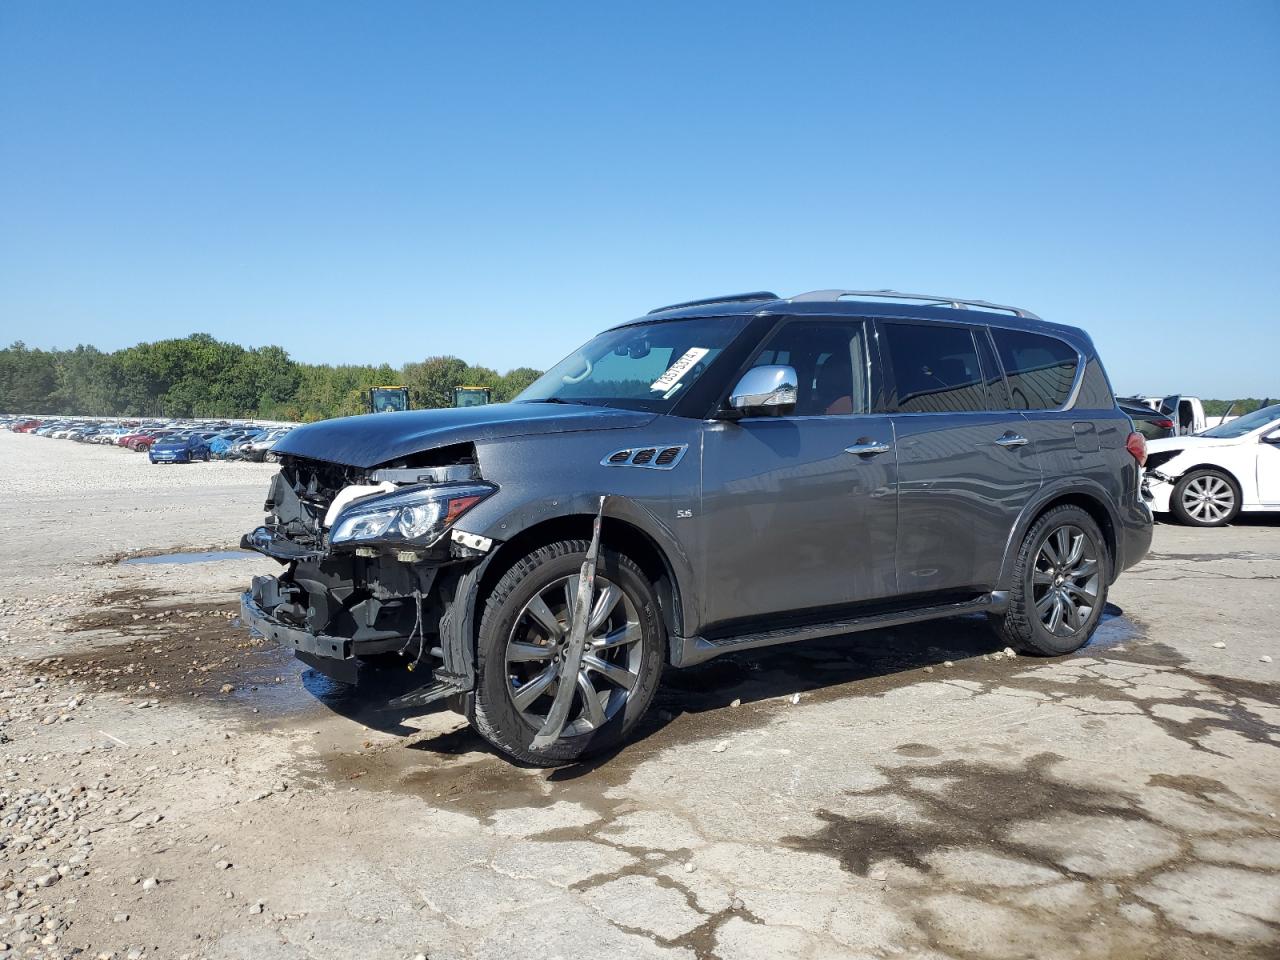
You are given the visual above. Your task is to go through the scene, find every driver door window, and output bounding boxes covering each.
[747,320,870,416]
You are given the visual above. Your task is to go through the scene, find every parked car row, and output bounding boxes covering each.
[2,416,295,463]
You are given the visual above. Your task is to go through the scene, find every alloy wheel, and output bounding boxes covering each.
[1032,525,1100,638]
[505,574,643,737]
[1181,475,1234,524]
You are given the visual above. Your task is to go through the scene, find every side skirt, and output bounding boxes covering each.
[670,592,1009,668]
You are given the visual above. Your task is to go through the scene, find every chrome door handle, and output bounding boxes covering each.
[845,441,891,456]
[994,433,1029,447]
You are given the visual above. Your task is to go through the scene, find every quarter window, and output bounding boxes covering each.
[881,323,988,413]
[991,329,1079,410]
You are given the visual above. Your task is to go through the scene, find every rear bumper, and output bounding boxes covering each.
[1115,494,1154,576]
[241,581,358,684]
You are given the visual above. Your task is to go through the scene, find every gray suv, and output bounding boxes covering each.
[240,289,1153,764]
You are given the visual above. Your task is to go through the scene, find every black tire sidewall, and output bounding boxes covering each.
[472,542,665,765]
[1171,469,1240,527]
[1016,506,1110,656]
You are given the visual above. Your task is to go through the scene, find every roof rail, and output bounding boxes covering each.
[647,291,780,315]
[789,289,1042,321]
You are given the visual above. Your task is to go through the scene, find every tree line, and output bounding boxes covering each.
[0,335,544,421]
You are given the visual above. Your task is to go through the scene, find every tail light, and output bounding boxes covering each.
[1126,431,1147,466]
[1154,418,1174,430]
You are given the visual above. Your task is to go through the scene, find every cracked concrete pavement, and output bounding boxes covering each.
[0,430,1277,959]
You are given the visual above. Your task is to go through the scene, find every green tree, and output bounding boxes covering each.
[402,355,469,409]
[0,332,543,420]
[495,366,543,401]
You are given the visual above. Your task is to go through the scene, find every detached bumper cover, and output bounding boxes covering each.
[241,579,358,684]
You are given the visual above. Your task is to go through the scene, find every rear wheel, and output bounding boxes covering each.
[470,540,665,765]
[1171,468,1240,527]
[992,505,1109,656]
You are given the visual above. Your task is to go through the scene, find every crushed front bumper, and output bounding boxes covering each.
[1143,471,1175,514]
[241,578,359,684]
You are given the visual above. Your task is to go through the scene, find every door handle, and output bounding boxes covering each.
[845,440,892,456]
[994,433,1029,448]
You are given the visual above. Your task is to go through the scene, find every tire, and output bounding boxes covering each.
[992,505,1110,656]
[470,540,665,765]
[1170,468,1240,527]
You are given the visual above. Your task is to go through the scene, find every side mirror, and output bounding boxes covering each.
[727,365,798,417]
[1262,429,1280,444]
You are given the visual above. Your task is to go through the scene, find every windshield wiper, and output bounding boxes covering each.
[523,397,579,405]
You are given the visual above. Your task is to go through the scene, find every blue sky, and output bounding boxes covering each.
[1,1,1277,397]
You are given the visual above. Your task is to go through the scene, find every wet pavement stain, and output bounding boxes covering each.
[783,752,1144,878]
[783,752,1280,959]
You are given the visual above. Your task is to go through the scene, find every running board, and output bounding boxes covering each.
[670,592,1008,667]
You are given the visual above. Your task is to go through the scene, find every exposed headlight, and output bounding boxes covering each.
[329,482,495,548]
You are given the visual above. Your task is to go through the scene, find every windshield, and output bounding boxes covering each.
[516,316,751,413]
[1199,403,1280,439]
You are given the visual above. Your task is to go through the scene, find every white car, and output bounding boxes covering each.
[1144,403,1280,526]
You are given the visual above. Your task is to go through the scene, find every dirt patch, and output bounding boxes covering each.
[37,588,294,703]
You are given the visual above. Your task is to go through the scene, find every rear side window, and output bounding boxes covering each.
[992,329,1079,409]
[881,323,988,413]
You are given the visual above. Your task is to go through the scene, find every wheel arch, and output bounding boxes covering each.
[1170,462,1243,491]
[471,505,690,662]
[998,483,1121,589]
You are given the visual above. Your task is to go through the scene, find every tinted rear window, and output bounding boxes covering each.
[992,329,1079,409]
[881,323,988,413]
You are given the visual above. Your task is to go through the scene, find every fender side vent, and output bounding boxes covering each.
[601,444,689,470]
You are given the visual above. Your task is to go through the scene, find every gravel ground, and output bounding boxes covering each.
[0,430,1277,960]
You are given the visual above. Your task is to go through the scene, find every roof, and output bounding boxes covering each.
[627,288,1085,340]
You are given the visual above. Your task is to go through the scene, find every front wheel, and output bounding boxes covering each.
[992,505,1110,656]
[1171,468,1240,527]
[470,540,665,765]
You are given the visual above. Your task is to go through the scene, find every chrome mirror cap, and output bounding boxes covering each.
[729,365,798,414]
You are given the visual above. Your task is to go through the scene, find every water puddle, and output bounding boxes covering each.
[121,550,256,566]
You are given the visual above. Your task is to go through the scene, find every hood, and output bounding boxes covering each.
[274,402,657,468]
[1146,435,1233,455]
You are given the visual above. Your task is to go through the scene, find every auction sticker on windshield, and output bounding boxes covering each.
[650,347,709,392]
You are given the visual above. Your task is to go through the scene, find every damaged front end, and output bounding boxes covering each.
[240,446,497,705]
